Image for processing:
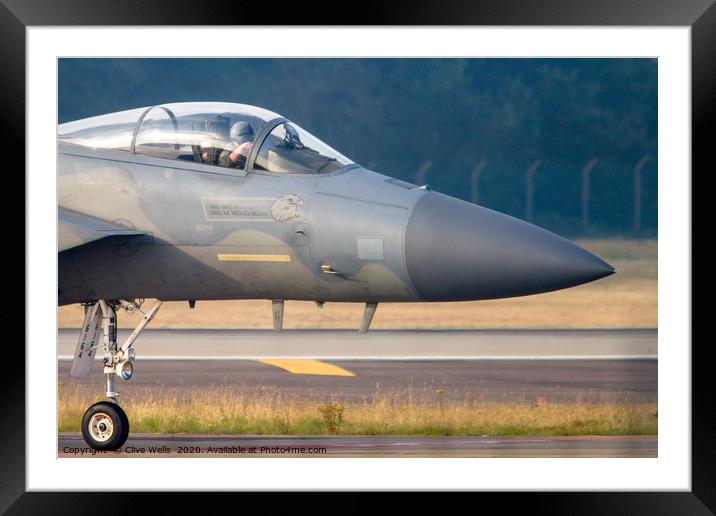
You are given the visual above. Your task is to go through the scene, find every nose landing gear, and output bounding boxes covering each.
[72,299,162,451]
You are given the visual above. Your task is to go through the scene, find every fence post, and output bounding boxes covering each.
[470,160,486,204]
[633,155,651,233]
[525,160,541,223]
[581,157,599,233]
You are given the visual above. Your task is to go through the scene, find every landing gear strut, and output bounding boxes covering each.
[71,299,162,451]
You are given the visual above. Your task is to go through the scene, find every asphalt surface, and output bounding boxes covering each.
[58,328,656,402]
[58,358,656,403]
[57,328,657,360]
[58,433,657,458]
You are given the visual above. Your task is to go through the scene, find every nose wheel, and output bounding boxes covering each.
[81,401,129,451]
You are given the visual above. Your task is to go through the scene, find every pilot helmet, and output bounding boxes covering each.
[229,121,255,144]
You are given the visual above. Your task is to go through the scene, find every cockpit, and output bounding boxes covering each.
[58,102,354,175]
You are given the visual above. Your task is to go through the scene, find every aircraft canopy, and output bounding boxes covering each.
[58,102,354,174]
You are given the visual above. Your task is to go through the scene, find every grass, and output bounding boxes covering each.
[58,384,657,436]
[57,238,657,330]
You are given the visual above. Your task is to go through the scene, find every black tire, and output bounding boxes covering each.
[81,401,129,451]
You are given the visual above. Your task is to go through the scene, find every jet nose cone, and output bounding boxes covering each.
[405,192,615,301]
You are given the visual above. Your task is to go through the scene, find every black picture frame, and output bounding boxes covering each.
[7,0,707,512]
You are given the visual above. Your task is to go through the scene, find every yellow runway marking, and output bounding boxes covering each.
[258,359,355,377]
[217,254,291,262]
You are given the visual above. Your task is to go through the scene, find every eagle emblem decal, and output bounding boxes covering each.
[271,194,304,222]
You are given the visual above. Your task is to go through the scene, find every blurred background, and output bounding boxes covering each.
[58,58,657,329]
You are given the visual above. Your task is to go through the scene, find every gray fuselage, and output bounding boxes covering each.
[59,142,423,304]
[58,142,613,306]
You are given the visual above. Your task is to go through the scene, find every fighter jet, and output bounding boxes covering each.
[58,102,614,450]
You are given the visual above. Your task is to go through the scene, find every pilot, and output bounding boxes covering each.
[216,121,255,170]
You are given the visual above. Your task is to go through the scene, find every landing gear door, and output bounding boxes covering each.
[70,303,102,378]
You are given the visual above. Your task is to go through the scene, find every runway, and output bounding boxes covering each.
[58,433,657,457]
[58,328,657,360]
[58,328,657,402]
[58,358,656,403]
